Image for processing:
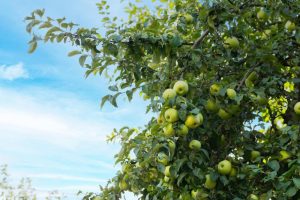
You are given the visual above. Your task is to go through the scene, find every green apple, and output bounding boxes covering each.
[257,9,267,21]
[294,102,300,115]
[218,160,232,175]
[229,167,237,177]
[191,189,200,199]
[245,78,254,88]
[185,115,201,128]
[285,20,295,32]
[164,166,171,177]
[168,139,176,151]
[204,174,216,189]
[164,108,179,122]
[279,150,291,161]
[256,95,268,105]
[226,88,236,100]
[196,113,204,124]
[227,104,240,115]
[119,179,128,190]
[224,37,239,48]
[218,109,231,120]
[163,88,176,100]
[249,194,259,200]
[157,152,169,165]
[189,140,201,150]
[251,150,261,161]
[261,29,271,39]
[248,71,258,80]
[164,176,170,182]
[173,80,189,95]
[163,123,175,137]
[184,14,193,24]
[205,99,219,113]
[210,84,220,95]
[149,168,158,179]
[157,114,165,124]
[178,124,189,136]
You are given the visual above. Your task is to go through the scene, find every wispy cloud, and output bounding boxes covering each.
[0,63,28,80]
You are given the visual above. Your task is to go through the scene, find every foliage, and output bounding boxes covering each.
[0,164,64,200]
[26,0,300,199]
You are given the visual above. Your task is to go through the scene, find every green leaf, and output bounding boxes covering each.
[100,95,112,108]
[68,50,81,57]
[79,55,88,67]
[268,160,280,172]
[293,178,300,189]
[28,41,37,54]
[286,186,297,197]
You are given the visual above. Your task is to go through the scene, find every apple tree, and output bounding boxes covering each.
[26,0,300,199]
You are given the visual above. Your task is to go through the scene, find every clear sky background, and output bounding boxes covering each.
[0,0,153,199]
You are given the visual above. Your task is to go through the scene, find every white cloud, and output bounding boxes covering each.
[0,63,28,80]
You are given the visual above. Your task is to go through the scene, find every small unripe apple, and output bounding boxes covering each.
[164,108,179,122]
[229,167,237,177]
[256,95,268,105]
[205,99,219,113]
[163,88,176,100]
[245,78,254,88]
[257,9,267,21]
[189,140,201,150]
[218,160,232,175]
[251,150,261,161]
[119,179,128,190]
[184,14,193,24]
[164,166,171,177]
[163,176,170,182]
[294,102,300,115]
[163,123,175,137]
[185,115,201,128]
[224,37,239,48]
[204,174,216,189]
[218,109,231,120]
[226,88,236,100]
[279,150,291,161]
[249,194,259,200]
[210,84,221,95]
[227,104,240,115]
[157,114,165,124]
[196,113,204,125]
[157,152,169,165]
[191,189,200,199]
[285,20,296,32]
[178,124,189,136]
[173,80,189,95]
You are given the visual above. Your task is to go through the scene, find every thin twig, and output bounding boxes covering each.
[192,29,210,49]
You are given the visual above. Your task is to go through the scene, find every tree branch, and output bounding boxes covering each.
[192,29,210,49]
[236,62,261,91]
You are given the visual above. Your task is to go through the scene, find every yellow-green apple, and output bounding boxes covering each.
[163,176,170,182]
[205,99,219,113]
[191,189,200,199]
[226,88,236,100]
[256,95,268,105]
[185,115,200,128]
[157,152,169,165]
[189,140,201,150]
[229,167,237,177]
[218,109,231,120]
[157,114,164,124]
[173,80,189,95]
[257,9,267,21]
[294,102,300,115]
[178,124,189,136]
[279,150,291,161]
[184,14,193,24]
[164,108,179,122]
[224,37,239,48]
[119,179,128,190]
[251,150,261,161]
[261,29,271,39]
[164,166,171,177]
[163,123,175,137]
[249,194,259,200]
[218,160,232,175]
[210,84,220,95]
[163,88,176,100]
[285,20,295,32]
[204,174,216,189]
[248,71,258,80]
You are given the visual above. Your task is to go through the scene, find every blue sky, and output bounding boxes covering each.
[0,0,153,199]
